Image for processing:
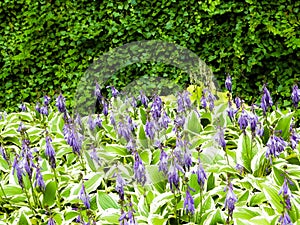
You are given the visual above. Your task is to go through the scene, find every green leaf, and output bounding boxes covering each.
[43,181,57,207]
[275,112,294,140]
[84,173,103,193]
[19,211,30,225]
[185,110,202,135]
[97,191,119,210]
[146,165,167,193]
[236,132,256,172]
[103,144,128,156]
[138,125,148,148]
[262,184,282,213]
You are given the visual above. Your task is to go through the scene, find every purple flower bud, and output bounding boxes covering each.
[64,124,82,155]
[133,152,146,185]
[117,122,131,142]
[103,101,109,116]
[151,95,162,120]
[127,116,136,132]
[35,167,45,191]
[90,146,101,166]
[291,85,300,108]
[88,115,96,131]
[183,148,192,171]
[266,134,287,163]
[115,174,126,200]
[44,96,51,106]
[227,103,236,122]
[75,113,82,127]
[158,149,168,175]
[158,111,171,129]
[139,91,148,108]
[290,129,300,150]
[278,212,292,225]
[95,115,102,128]
[235,97,242,109]
[224,183,237,217]
[131,97,137,108]
[13,157,24,189]
[278,177,293,210]
[95,83,102,102]
[45,136,56,168]
[145,120,155,140]
[0,146,7,161]
[35,102,41,113]
[174,115,185,130]
[235,163,243,175]
[249,113,258,134]
[17,122,25,133]
[194,160,207,188]
[216,128,226,149]
[20,103,27,111]
[201,92,207,109]
[238,110,248,131]
[79,183,90,209]
[48,218,56,225]
[168,163,180,192]
[109,86,119,98]
[55,94,66,113]
[184,189,195,215]
[40,106,49,116]
[261,85,273,114]
[207,92,216,111]
[225,74,232,92]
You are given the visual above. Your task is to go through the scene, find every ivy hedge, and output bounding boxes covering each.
[1,0,299,112]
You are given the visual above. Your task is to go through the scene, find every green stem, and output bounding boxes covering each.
[0,183,7,200]
[52,168,62,209]
[29,178,40,208]
[24,186,37,213]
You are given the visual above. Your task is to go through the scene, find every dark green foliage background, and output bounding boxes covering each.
[1,0,299,111]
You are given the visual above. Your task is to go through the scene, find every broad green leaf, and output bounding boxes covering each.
[43,181,57,207]
[149,191,173,214]
[103,144,128,156]
[97,191,119,210]
[249,192,267,206]
[140,149,151,164]
[84,173,102,193]
[148,215,167,225]
[262,184,282,213]
[275,112,293,140]
[185,110,202,135]
[146,165,167,193]
[18,212,30,225]
[138,124,148,148]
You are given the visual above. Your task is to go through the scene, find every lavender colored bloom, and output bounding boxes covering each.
[20,103,27,111]
[110,112,116,127]
[290,129,300,150]
[158,111,171,129]
[145,120,155,140]
[88,115,96,131]
[35,167,45,191]
[184,189,195,215]
[235,97,242,109]
[207,91,216,111]
[266,134,287,162]
[109,86,119,98]
[95,115,102,128]
[177,93,185,113]
[183,148,192,171]
[139,91,149,108]
[216,128,226,149]
[158,149,168,175]
[227,103,236,122]
[55,94,66,113]
[238,110,248,131]
[249,113,258,134]
[45,136,56,168]
[90,146,101,166]
[174,115,185,130]
[48,218,56,225]
[182,91,192,109]
[126,139,136,152]
[168,163,180,191]
[224,183,237,217]
[0,146,7,161]
[17,122,25,133]
[195,161,207,188]
[278,177,293,210]
[115,174,126,200]
[103,101,109,116]
[44,96,51,106]
[261,85,273,114]
[131,97,137,108]
[225,74,232,92]
[95,83,102,102]
[40,106,49,116]
[133,152,146,185]
[79,183,90,209]
[13,158,24,189]
[200,92,207,108]
[117,122,131,142]
[64,125,82,155]
[127,116,136,132]
[74,113,82,127]
[291,85,300,108]
[35,102,41,113]
[235,164,243,175]
[151,95,162,120]
[278,212,293,225]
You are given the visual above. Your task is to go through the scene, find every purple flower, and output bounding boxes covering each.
[48,218,56,225]
[201,92,207,108]
[158,149,168,175]
[88,115,96,131]
[195,161,207,188]
[20,103,27,111]
[103,101,109,116]
[249,113,258,134]
[183,148,192,171]
[0,146,7,161]
[158,111,170,129]
[79,183,90,209]
[75,113,82,127]
[133,152,146,185]
[17,122,25,133]
[168,163,180,192]
[291,85,300,108]
[55,94,66,113]
[44,96,51,106]
[95,83,102,102]
[224,183,237,217]
[290,129,300,150]
[90,146,101,166]
[279,177,293,210]
[95,115,102,128]
[45,136,56,165]
[227,103,236,122]
[266,134,287,163]
[182,91,192,109]
[127,116,136,132]
[12,156,24,189]
[110,112,116,127]
[35,102,41,113]
[216,128,226,149]
[184,189,195,215]
[40,106,49,116]
[174,115,185,130]
[225,74,232,92]
[109,86,119,98]
[278,212,293,225]
[115,174,126,201]
[235,164,243,175]
[139,91,148,108]
[131,97,137,108]
[117,122,131,142]
[64,124,82,155]
[35,167,45,191]
[235,97,242,109]
[261,84,273,114]
[151,95,162,120]
[207,91,216,111]
[238,110,248,131]
[145,120,156,140]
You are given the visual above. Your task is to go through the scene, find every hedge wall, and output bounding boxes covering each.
[1,0,299,112]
